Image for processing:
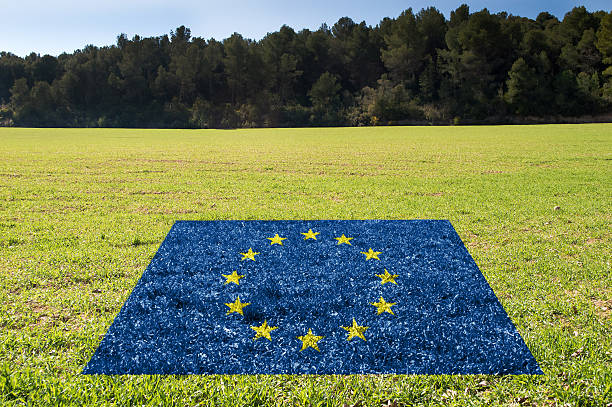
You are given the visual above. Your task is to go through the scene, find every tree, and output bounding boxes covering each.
[381,9,425,86]
[261,26,302,103]
[309,72,341,124]
[353,75,421,124]
[27,54,59,84]
[417,7,447,56]
[309,72,341,108]
[329,19,382,91]
[596,12,612,66]
[559,6,599,45]
[223,33,250,105]
[9,78,30,118]
[553,70,581,115]
[277,53,302,103]
[505,58,539,115]
[596,12,612,101]
[438,8,513,119]
[0,52,26,103]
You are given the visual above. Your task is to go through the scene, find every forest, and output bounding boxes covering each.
[1,4,611,128]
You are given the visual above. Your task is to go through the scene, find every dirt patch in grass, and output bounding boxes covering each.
[132,206,198,215]
[403,191,445,197]
[592,299,611,319]
[128,190,178,195]
[465,232,492,251]
[16,300,57,328]
[125,170,166,174]
[551,311,575,331]
[19,298,93,331]
[585,237,604,245]
[561,289,611,320]
[34,205,91,214]
[28,302,51,315]
[9,287,21,296]
[116,158,193,164]
[531,162,558,168]
[207,195,240,201]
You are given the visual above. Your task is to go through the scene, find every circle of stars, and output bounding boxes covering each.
[222,228,400,353]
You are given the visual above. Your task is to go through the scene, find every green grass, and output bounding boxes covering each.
[0,125,610,406]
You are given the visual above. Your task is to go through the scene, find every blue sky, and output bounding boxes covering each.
[2,1,610,57]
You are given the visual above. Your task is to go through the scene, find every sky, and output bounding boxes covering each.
[1,0,610,57]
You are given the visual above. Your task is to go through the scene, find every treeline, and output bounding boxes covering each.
[1,4,612,128]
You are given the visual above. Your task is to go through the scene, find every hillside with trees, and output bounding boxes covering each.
[1,5,611,127]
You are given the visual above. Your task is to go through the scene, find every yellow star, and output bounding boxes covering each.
[222,270,244,285]
[361,248,382,260]
[297,328,323,351]
[267,234,287,245]
[341,318,369,341]
[251,320,278,341]
[371,297,396,315]
[301,229,320,240]
[240,248,260,261]
[225,296,250,315]
[376,269,398,285]
[334,234,353,245]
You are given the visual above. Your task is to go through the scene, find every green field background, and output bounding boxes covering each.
[0,125,610,405]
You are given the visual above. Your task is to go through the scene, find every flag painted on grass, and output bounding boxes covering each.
[83,220,541,375]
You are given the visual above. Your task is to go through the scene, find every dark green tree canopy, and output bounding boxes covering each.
[1,5,610,128]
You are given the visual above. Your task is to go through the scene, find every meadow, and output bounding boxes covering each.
[0,125,610,406]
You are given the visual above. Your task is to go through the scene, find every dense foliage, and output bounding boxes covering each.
[1,5,611,127]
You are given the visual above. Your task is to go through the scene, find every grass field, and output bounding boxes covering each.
[0,125,610,406]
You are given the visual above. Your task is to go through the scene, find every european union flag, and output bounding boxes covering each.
[84,220,541,374]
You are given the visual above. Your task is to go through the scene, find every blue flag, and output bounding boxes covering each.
[84,220,541,374]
